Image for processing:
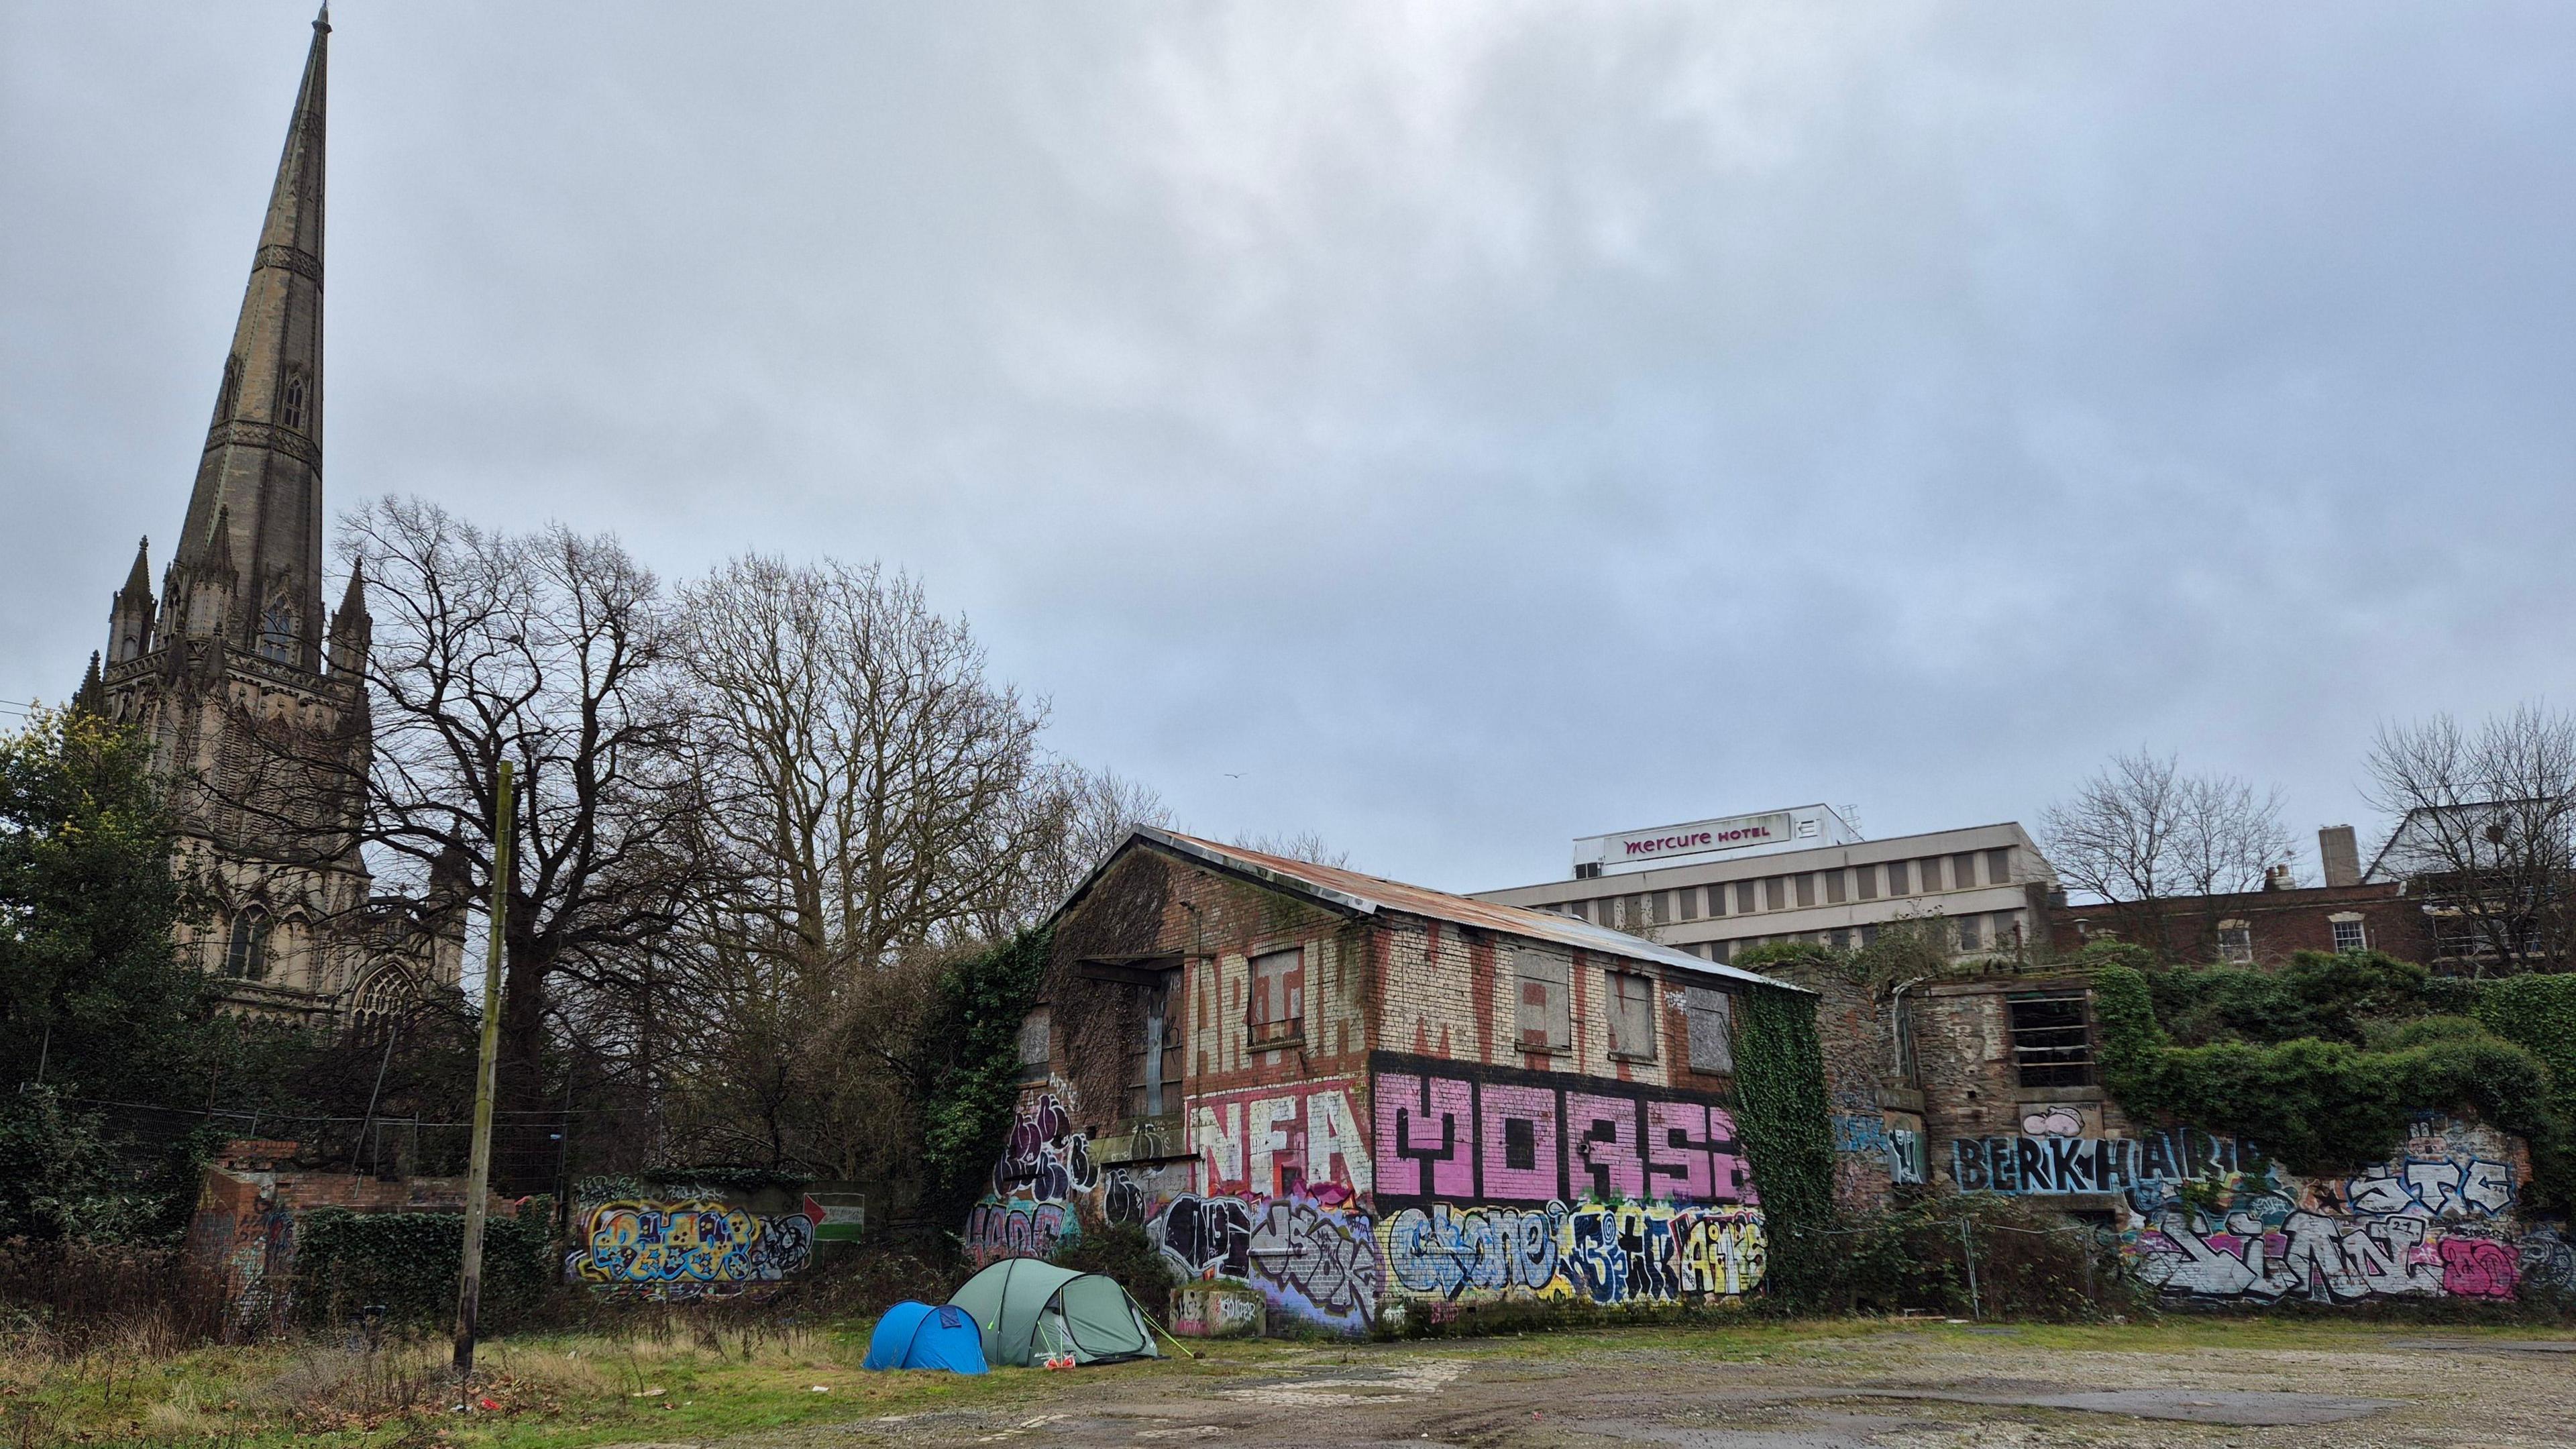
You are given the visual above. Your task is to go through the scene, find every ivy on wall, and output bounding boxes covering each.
[917,925,1054,1243]
[293,1205,555,1328]
[2476,974,2576,1126]
[2093,954,2571,1210]
[1725,981,1841,1309]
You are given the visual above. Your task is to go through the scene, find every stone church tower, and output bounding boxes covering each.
[76,10,464,1024]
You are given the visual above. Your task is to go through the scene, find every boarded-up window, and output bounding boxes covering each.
[1017,1007,1051,1067]
[1950,853,1976,891]
[1794,873,1817,908]
[1857,866,1879,900]
[1825,869,1847,904]
[1686,987,1735,1074]
[1984,847,2011,884]
[1515,951,1570,1053]
[1885,860,1910,896]
[1735,881,1758,914]
[1248,947,1303,1045]
[1608,973,1656,1059]
[1762,877,1785,911]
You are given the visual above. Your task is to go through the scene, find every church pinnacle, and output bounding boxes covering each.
[169,5,330,672]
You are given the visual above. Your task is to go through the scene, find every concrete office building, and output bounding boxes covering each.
[1475,806,2058,965]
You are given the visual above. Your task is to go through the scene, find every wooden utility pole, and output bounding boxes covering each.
[454,760,514,1387]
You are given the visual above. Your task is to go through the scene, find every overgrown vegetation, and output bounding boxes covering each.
[1842,1193,2139,1322]
[1711,963,1840,1311]
[916,925,1055,1238]
[2087,943,2573,1207]
[1050,1222,1177,1318]
[292,1205,559,1330]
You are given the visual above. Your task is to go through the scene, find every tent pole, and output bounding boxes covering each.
[1136,1294,1201,1360]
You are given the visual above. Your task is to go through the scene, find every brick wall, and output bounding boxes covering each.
[1005,837,1792,1334]
[2049,882,2430,965]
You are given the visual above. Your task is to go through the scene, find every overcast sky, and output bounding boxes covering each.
[5,3,2571,894]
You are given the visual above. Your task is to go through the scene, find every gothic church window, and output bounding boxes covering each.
[225,909,271,979]
[280,371,308,431]
[352,968,411,1025]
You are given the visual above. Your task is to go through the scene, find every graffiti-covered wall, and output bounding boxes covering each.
[988,835,1794,1337]
[566,1187,820,1301]
[965,1092,1095,1267]
[1956,1113,2571,1305]
[981,1055,1772,1336]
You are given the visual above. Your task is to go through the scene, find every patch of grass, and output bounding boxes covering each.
[7,1315,2571,1447]
[0,1322,1320,1448]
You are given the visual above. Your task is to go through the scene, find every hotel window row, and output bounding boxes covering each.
[1684,911,2026,964]
[1552,848,2016,928]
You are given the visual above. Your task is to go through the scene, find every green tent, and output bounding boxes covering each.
[947,1258,1163,1368]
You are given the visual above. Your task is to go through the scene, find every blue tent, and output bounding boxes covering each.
[863,1301,989,1373]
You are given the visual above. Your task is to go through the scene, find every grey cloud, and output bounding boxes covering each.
[5,2,2571,892]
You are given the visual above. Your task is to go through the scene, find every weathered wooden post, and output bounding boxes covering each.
[454,760,515,1390]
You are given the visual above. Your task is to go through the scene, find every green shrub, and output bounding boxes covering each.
[2094,962,2572,1209]
[1843,1193,2139,1322]
[2143,951,2437,1048]
[292,1205,556,1329]
[1049,1222,1174,1318]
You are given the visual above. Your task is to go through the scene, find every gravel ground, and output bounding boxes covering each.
[702,1322,2576,1449]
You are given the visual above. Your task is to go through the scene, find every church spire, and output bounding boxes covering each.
[173,8,330,669]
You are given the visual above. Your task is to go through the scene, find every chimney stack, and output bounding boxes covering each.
[2319,825,2361,888]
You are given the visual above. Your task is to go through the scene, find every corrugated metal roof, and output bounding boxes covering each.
[1133,826,1810,995]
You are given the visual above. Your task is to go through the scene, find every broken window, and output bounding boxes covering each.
[1514,951,1570,1053]
[1609,972,1656,1060]
[1685,987,1735,1074]
[2007,993,2094,1087]
[2216,922,2253,964]
[1017,1006,1051,1073]
[1248,947,1303,1046]
[1124,971,1184,1117]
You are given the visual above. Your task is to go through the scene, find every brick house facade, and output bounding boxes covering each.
[978,828,1813,1333]
[2047,882,2432,967]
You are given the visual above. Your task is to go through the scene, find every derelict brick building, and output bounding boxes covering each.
[978,827,1811,1334]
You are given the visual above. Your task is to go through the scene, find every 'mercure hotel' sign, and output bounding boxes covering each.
[1612,811,1794,863]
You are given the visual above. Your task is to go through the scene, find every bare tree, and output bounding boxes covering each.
[341,497,714,1190]
[2364,704,2576,973]
[2043,749,2293,961]
[681,554,1050,973]
[665,554,1053,1175]
[967,761,1171,939]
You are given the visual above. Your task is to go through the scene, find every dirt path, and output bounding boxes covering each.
[707,1323,2576,1449]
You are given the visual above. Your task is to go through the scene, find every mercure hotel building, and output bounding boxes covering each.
[1471,806,2058,965]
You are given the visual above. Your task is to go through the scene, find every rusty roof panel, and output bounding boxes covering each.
[1136,826,1809,995]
